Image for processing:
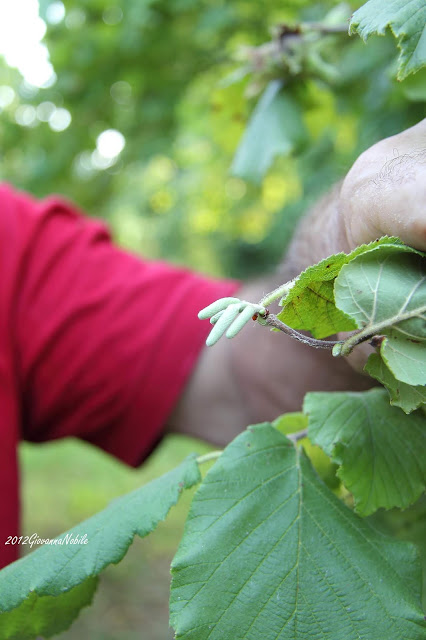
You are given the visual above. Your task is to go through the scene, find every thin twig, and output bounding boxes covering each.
[264,314,342,350]
[288,428,308,443]
[301,23,349,34]
[196,451,222,465]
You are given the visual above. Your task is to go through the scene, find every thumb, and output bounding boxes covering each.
[340,119,426,252]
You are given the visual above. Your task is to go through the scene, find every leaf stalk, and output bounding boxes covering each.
[196,451,223,465]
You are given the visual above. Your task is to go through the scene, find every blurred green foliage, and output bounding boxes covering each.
[20,435,212,639]
[0,0,424,278]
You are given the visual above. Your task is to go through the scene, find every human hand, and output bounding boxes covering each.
[169,121,425,443]
[340,118,426,252]
[336,119,426,369]
[280,119,426,372]
[285,119,426,276]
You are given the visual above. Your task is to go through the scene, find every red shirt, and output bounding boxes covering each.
[0,185,237,568]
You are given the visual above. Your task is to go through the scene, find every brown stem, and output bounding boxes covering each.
[301,23,349,34]
[288,428,308,443]
[264,314,342,350]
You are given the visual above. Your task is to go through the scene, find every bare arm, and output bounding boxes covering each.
[168,119,426,446]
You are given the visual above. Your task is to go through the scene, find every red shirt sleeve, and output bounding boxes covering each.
[6,185,238,465]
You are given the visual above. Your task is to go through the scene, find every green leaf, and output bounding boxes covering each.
[231,80,305,183]
[365,352,426,413]
[272,411,308,435]
[0,457,201,640]
[304,388,426,515]
[170,425,426,639]
[367,495,426,612]
[272,413,339,489]
[277,237,401,339]
[334,244,426,385]
[0,581,98,640]
[349,0,426,79]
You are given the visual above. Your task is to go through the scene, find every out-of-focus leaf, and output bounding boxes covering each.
[401,68,426,101]
[231,80,306,183]
[0,457,201,640]
[272,411,307,434]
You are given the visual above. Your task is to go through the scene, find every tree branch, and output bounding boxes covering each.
[263,314,342,350]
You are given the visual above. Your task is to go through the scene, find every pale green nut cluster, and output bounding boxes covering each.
[198,297,267,346]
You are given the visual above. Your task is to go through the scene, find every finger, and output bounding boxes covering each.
[340,119,426,252]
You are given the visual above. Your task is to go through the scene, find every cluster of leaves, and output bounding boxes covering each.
[199,238,426,411]
[0,0,424,277]
[0,237,424,639]
[277,238,426,397]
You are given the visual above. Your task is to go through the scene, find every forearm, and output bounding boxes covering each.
[283,181,349,272]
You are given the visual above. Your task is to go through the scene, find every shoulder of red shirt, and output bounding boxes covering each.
[0,183,238,567]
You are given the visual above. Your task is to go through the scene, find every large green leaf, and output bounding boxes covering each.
[170,425,425,639]
[0,457,201,640]
[365,352,426,413]
[335,244,426,385]
[231,80,305,183]
[349,0,426,79]
[277,237,401,339]
[304,389,426,515]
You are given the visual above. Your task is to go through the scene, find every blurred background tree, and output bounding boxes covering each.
[1,0,425,638]
[2,0,424,279]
